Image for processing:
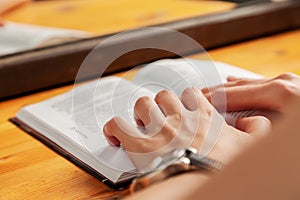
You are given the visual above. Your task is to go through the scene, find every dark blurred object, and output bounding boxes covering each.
[224,0,270,3]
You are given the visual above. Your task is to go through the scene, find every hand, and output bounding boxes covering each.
[103,88,270,170]
[202,73,300,114]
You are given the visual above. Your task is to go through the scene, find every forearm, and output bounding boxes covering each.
[142,100,300,200]
[126,171,211,200]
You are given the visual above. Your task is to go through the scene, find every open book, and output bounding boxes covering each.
[11,59,261,189]
[0,22,90,56]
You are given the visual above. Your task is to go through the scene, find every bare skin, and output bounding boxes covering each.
[127,98,300,200]
[103,87,270,170]
[202,72,300,114]
[103,72,300,199]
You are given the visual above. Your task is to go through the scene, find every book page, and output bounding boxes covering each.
[0,22,90,55]
[133,59,262,124]
[72,76,155,155]
[133,59,261,95]
[17,76,155,179]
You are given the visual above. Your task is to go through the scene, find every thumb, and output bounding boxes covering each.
[235,116,271,136]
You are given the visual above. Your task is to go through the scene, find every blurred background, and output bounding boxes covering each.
[0,0,236,55]
[1,0,299,100]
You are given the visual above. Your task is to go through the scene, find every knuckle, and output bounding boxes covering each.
[205,108,213,118]
[155,90,172,102]
[276,72,297,80]
[107,116,123,131]
[191,86,201,94]
[268,79,296,103]
[105,118,117,132]
[196,107,212,121]
[181,88,195,101]
[136,141,151,153]
[191,87,206,99]
[191,86,202,96]
[182,87,193,96]
[182,87,201,99]
[171,112,184,122]
[135,96,151,109]
[270,79,288,89]
[236,79,248,85]
[161,124,176,137]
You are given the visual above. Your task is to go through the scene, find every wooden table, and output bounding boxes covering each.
[1,1,300,199]
[2,0,234,35]
[1,28,300,200]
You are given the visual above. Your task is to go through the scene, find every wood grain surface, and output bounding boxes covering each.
[0,0,30,16]
[192,29,300,77]
[2,0,234,35]
[1,29,300,199]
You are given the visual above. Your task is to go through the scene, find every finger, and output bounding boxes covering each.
[227,76,239,82]
[103,116,142,147]
[154,90,182,116]
[202,82,236,94]
[202,77,266,94]
[204,83,280,111]
[201,84,222,94]
[227,76,264,83]
[134,116,144,127]
[104,133,121,146]
[103,118,121,146]
[181,87,211,111]
[235,116,271,135]
[134,96,164,127]
[273,72,298,81]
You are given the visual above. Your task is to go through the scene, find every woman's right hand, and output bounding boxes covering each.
[202,72,300,114]
[103,88,270,171]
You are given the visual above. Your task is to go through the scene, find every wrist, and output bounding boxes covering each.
[130,147,223,193]
[126,171,211,200]
[206,125,243,164]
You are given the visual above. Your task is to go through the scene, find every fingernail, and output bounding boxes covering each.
[227,76,237,81]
